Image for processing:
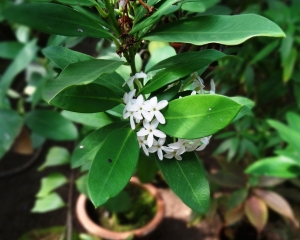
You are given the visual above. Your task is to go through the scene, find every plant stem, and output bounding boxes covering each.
[103,0,121,36]
[95,3,109,18]
[66,171,74,240]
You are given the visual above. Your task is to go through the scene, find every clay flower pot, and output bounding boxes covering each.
[76,177,165,240]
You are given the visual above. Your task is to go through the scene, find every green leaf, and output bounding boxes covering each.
[88,128,139,207]
[230,97,254,121]
[93,71,129,97]
[42,46,93,70]
[159,95,242,139]
[250,40,279,64]
[43,59,123,102]
[141,50,225,93]
[0,41,24,59]
[102,190,131,213]
[25,110,78,141]
[130,0,181,34]
[3,3,112,38]
[0,109,23,159]
[71,122,129,168]
[0,39,38,108]
[245,156,300,178]
[157,152,209,213]
[145,45,176,72]
[144,14,285,45]
[75,174,89,197]
[50,83,122,113]
[286,112,300,133]
[181,0,220,13]
[267,119,300,152]
[283,47,297,83]
[136,152,158,183]
[31,192,65,213]
[227,188,248,210]
[38,146,70,171]
[36,172,68,197]
[61,111,113,128]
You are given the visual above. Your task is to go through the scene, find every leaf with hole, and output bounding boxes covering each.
[88,128,139,207]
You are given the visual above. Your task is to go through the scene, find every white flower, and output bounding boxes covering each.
[137,119,166,147]
[210,79,215,94]
[123,101,142,130]
[123,89,136,104]
[196,136,212,151]
[148,138,169,160]
[193,75,205,94]
[143,97,168,124]
[164,149,183,161]
[185,139,201,152]
[127,95,152,121]
[123,72,147,87]
[137,136,149,156]
[168,139,187,156]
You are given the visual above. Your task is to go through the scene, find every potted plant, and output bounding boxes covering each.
[76,177,164,239]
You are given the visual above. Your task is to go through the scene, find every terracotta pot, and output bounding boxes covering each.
[76,177,165,240]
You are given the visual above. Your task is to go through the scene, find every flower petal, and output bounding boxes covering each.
[137,128,148,136]
[157,100,168,110]
[157,149,163,160]
[147,133,154,147]
[153,129,166,138]
[155,111,166,124]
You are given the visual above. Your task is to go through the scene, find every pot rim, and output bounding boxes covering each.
[76,176,165,240]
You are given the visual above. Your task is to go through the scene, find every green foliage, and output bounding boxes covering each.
[38,147,70,171]
[160,95,242,139]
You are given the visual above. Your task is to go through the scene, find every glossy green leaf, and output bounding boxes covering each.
[181,0,219,13]
[0,39,38,108]
[36,172,68,197]
[88,128,139,207]
[245,156,300,178]
[50,83,122,113]
[0,109,23,159]
[144,14,285,45]
[159,95,242,139]
[71,122,129,168]
[141,50,225,93]
[56,0,95,6]
[42,46,93,70]
[157,152,209,213]
[25,110,78,141]
[38,146,70,171]
[136,152,158,183]
[3,3,112,38]
[230,97,254,121]
[61,111,113,128]
[267,119,300,152]
[286,112,300,133]
[130,0,181,34]
[93,72,129,97]
[43,59,123,102]
[0,41,23,59]
[31,192,65,213]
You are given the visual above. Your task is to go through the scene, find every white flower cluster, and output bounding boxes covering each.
[122,72,214,161]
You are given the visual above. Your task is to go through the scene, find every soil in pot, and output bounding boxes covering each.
[86,183,157,232]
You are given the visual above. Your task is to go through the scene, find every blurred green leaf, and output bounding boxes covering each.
[0,41,24,59]
[102,190,131,213]
[38,147,70,171]
[136,152,158,183]
[31,192,65,213]
[0,109,23,159]
[36,172,68,197]
[227,188,248,210]
[25,110,78,141]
